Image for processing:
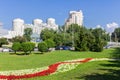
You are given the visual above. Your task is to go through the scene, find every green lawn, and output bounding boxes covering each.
[0,48,120,80]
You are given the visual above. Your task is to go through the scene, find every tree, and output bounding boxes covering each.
[91,38,104,52]
[0,38,8,47]
[24,28,33,41]
[54,33,64,46]
[112,28,120,42]
[21,42,31,55]
[45,39,55,48]
[38,42,48,53]
[85,29,95,50]
[66,24,81,33]
[74,27,89,51]
[12,42,21,54]
[62,33,72,46]
[28,42,35,53]
[40,29,55,41]
[90,28,107,52]
[11,36,27,43]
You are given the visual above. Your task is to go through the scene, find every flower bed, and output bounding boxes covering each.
[0,58,93,80]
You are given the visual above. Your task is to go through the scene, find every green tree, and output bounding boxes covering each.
[0,38,8,47]
[75,27,88,51]
[11,36,27,43]
[45,39,55,48]
[112,28,120,42]
[66,24,81,33]
[54,33,64,46]
[40,29,55,41]
[62,33,72,46]
[38,42,48,53]
[12,42,21,54]
[91,38,104,52]
[90,28,107,52]
[29,42,35,53]
[21,42,31,55]
[85,29,95,50]
[24,28,33,41]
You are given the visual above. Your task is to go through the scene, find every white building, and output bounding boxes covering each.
[8,18,58,38]
[12,18,25,36]
[65,10,83,28]
[0,18,58,39]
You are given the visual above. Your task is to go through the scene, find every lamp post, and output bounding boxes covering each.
[72,24,75,50]
[109,33,112,44]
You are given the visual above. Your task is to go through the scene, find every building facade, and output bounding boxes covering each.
[65,10,83,29]
[8,18,58,38]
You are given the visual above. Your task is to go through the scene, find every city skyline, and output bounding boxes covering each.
[0,0,120,30]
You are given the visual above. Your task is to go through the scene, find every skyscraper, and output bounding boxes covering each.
[13,18,25,36]
[65,10,83,28]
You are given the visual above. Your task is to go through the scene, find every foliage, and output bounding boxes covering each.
[38,42,48,53]
[0,38,8,47]
[66,25,107,52]
[11,36,27,43]
[112,27,120,42]
[28,42,36,53]
[21,42,33,55]
[75,27,89,51]
[54,33,64,46]
[45,39,55,48]
[12,42,21,54]
[24,28,33,41]
[62,33,72,46]
[91,28,108,52]
[66,24,81,33]
[90,38,104,52]
[85,30,95,50]
[40,29,55,41]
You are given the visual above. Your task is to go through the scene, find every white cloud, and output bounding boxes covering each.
[106,22,119,33]
[96,25,104,30]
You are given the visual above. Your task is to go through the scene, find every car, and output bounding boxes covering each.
[55,46,63,50]
[9,49,14,52]
[2,48,10,52]
[104,45,111,49]
[0,48,3,52]
[34,47,38,51]
[62,46,70,50]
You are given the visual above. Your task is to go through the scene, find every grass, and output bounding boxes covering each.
[0,49,113,71]
[27,61,119,80]
[0,48,120,80]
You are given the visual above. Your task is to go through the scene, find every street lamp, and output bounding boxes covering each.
[109,33,112,44]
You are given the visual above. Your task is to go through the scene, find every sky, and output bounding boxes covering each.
[0,0,120,32]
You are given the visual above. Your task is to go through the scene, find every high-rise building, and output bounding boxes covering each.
[47,18,58,30]
[33,19,43,26]
[10,18,58,38]
[65,10,83,28]
[13,18,25,36]
[0,18,58,39]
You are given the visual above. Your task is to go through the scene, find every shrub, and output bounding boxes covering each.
[21,42,31,55]
[90,38,104,52]
[45,39,55,48]
[38,42,48,53]
[28,42,35,53]
[12,42,21,54]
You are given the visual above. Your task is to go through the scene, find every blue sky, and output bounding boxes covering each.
[0,0,120,30]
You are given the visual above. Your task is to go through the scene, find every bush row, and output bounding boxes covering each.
[12,39,55,54]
